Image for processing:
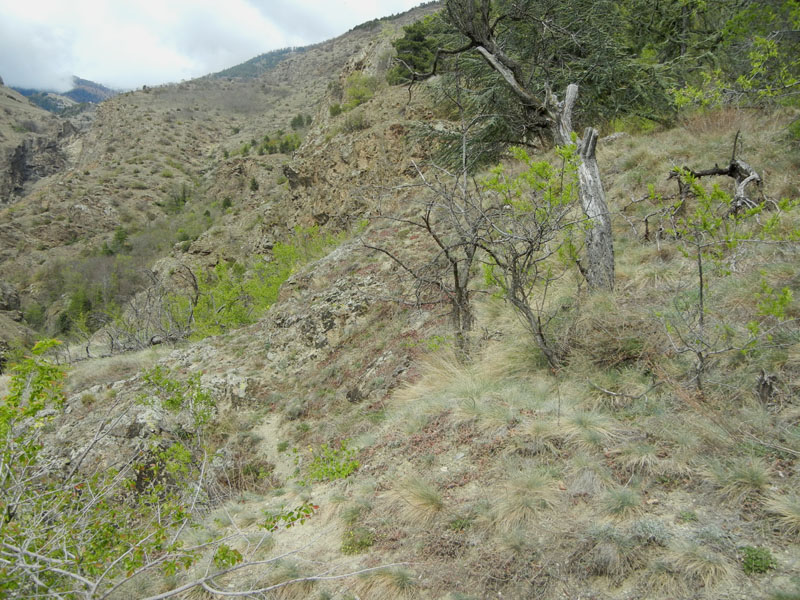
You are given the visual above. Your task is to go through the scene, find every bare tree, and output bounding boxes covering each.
[364,154,488,356]
[104,265,198,353]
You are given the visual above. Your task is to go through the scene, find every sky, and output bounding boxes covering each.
[0,0,425,91]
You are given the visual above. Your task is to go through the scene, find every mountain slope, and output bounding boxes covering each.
[0,3,799,599]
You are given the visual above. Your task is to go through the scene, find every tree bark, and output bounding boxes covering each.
[555,85,615,290]
[577,128,615,290]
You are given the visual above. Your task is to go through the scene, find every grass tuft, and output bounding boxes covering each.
[609,442,663,475]
[561,411,623,450]
[385,476,444,526]
[493,469,559,532]
[705,456,771,504]
[355,567,418,599]
[764,493,800,537]
[636,559,688,598]
[583,524,641,579]
[668,542,736,589]
[601,487,642,519]
[566,453,611,498]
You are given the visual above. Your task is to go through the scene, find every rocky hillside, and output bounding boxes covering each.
[1,2,799,599]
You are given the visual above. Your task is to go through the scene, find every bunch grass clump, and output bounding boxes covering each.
[764,493,800,537]
[601,487,643,520]
[385,475,445,526]
[354,567,418,599]
[493,469,559,532]
[668,542,736,589]
[704,456,772,504]
[561,411,623,450]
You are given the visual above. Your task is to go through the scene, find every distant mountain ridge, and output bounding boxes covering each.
[13,76,118,113]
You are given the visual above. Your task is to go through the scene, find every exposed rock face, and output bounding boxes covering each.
[0,280,19,311]
[1,124,74,201]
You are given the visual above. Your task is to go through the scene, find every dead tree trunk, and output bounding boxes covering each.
[555,84,615,290]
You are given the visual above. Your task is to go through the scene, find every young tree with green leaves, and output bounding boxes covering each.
[658,170,798,392]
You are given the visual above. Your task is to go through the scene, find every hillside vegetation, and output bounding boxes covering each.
[1,1,799,599]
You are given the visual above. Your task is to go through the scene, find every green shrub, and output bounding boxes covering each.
[329,103,343,117]
[341,527,374,554]
[342,111,369,133]
[741,546,777,575]
[344,72,378,109]
[177,225,346,340]
[300,440,359,484]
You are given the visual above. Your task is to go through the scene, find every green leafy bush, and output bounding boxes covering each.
[263,501,318,531]
[343,72,378,109]
[177,225,345,340]
[741,546,777,574]
[297,440,359,484]
[0,342,213,596]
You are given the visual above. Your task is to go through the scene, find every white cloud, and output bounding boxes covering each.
[0,0,425,91]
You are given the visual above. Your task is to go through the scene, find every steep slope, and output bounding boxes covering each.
[0,4,439,335]
[2,4,799,600]
[0,83,75,203]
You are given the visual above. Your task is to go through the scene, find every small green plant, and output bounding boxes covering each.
[678,510,699,523]
[341,527,374,555]
[342,111,369,132]
[657,173,799,391]
[741,546,777,575]
[139,365,215,430]
[277,440,289,453]
[213,544,243,569]
[343,72,378,109]
[262,501,319,531]
[448,516,473,531]
[297,440,359,484]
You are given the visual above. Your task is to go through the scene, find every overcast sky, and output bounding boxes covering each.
[0,0,425,91]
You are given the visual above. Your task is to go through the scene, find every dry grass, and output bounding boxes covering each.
[493,468,560,532]
[566,453,612,498]
[523,417,564,456]
[667,542,736,589]
[65,347,168,394]
[764,493,800,537]
[384,475,445,526]
[601,487,643,520]
[704,456,772,504]
[353,567,419,600]
[560,411,624,451]
[608,441,664,476]
[636,559,689,598]
[582,524,642,579]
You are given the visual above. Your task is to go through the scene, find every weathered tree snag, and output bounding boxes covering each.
[576,128,616,290]
[555,85,615,290]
